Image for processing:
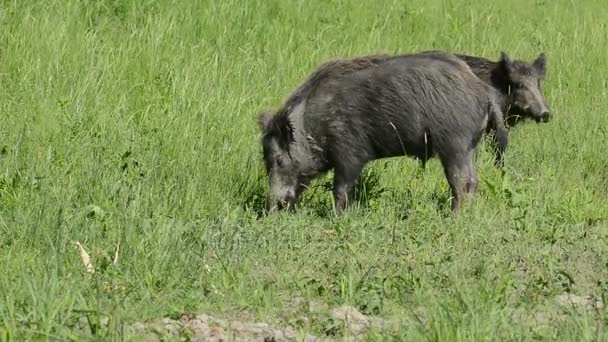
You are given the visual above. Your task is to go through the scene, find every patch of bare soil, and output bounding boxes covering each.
[554,293,604,310]
[511,292,605,330]
[124,302,389,341]
[124,292,606,340]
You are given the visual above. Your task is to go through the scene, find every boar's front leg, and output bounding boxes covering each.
[489,102,509,169]
[332,162,364,213]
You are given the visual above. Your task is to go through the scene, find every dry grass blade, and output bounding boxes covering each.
[113,241,120,265]
[74,241,95,274]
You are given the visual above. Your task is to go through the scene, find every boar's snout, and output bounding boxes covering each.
[539,110,551,123]
[268,188,297,212]
[533,105,551,123]
[523,101,551,123]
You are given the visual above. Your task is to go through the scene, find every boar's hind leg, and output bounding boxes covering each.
[332,162,365,213]
[439,151,470,212]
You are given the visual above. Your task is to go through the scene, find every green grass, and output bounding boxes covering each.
[1,0,607,340]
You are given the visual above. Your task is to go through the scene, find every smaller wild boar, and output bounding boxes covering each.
[453,52,551,124]
[438,51,552,166]
[258,51,508,213]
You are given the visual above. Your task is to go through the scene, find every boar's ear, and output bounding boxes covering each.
[499,51,514,76]
[258,110,274,132]
[533,53,546,78]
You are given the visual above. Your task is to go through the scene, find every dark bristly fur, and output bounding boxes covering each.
[281,54,393,112]
[258,51,506,213]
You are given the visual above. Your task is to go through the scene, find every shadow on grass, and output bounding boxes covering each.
[429,191,452,217]
[239,167,391,219]
[237,154,459,221]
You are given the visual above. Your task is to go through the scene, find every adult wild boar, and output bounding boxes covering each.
[258,51,507,213]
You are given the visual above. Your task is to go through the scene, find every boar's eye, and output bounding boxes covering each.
[276,158,284,168]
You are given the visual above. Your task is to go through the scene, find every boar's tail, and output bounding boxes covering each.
[489,101,509,169]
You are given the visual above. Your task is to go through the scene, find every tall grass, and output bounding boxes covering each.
[1,0,607,339]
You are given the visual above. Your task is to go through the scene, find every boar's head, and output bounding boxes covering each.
[500,52,551,123]
[258,109,303,212]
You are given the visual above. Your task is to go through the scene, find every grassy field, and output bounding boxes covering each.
[1,0,607,340]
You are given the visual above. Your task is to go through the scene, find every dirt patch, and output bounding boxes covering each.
[124,303,389,341]
[510,292,605,331]
[126,314,301,341]
[554,293,604,311]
